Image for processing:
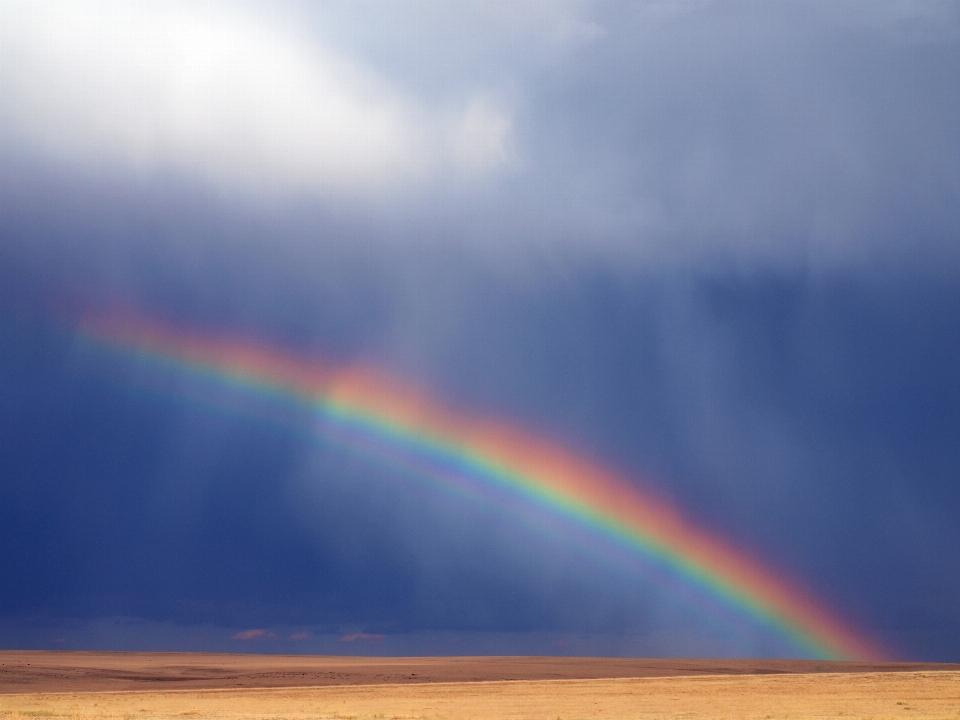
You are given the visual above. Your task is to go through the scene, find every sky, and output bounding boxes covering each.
[1,1,959,661]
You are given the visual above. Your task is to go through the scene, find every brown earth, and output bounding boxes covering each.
[2,653,959,720]
[1,652,957,693]
[2,670,960,720]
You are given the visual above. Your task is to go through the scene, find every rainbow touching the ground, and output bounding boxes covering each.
[78,313,885,661]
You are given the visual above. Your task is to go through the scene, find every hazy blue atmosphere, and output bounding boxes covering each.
[1,2,959,660]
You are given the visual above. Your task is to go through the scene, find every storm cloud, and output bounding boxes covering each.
[1,1,959,660]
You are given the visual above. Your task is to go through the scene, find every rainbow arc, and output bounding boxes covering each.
[79,313,885,661]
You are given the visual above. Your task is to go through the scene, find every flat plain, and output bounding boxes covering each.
[1,652,958,720]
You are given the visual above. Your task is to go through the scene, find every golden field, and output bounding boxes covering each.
[4,672,960,720]
[1,653,958,720]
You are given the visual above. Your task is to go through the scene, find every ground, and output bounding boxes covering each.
[1,652,958,720]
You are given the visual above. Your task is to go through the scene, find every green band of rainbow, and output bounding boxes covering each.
[78,313,886,661]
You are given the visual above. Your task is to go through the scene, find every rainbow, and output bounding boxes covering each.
[77,313,884,661]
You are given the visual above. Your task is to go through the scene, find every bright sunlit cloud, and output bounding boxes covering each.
[0,2,513,194]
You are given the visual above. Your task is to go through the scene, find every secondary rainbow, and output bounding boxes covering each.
[78,313,885,661]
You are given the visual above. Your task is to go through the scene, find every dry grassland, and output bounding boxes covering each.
[2,671,959,720]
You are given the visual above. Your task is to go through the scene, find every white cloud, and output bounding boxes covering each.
[0,2,513,194]
[447,96,514,173]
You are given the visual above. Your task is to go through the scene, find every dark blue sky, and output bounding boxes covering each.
[1,2,959,660]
